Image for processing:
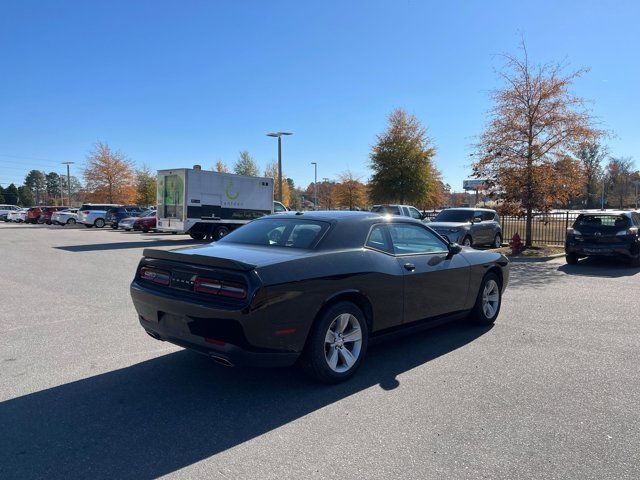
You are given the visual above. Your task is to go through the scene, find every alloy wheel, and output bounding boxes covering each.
[482,279,500,319]
[324,313,363,373]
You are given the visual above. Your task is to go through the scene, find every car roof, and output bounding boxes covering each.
[439,207,496,212]
[578,210,632,216]
[267,210,428,225]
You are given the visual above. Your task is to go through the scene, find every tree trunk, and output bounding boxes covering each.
[525,207,533,247]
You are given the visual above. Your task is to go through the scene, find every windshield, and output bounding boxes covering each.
[433,209,474,223]
[574,215,629,228]
[219,218,330,249]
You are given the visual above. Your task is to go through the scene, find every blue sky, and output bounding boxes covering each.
[1,0,639,193]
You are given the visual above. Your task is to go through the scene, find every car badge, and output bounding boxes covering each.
[594,231,602,237]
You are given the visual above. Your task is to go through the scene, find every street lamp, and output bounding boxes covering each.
[311,162,318,210]
[266,132,293,202]
[62,162,74,206]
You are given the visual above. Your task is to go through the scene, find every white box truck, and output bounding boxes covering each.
[156,168,275,240]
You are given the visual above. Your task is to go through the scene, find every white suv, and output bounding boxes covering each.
[77,204,121,228]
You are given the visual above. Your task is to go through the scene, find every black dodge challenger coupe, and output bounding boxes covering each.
[131,211,509,383]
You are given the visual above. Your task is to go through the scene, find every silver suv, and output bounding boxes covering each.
[77,203,121,228]
[428,208,502,248]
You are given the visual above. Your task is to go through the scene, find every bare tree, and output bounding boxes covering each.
[473,41,600,246]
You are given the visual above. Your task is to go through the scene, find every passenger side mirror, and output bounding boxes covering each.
[472,217,482,224]
[447,242,462,258]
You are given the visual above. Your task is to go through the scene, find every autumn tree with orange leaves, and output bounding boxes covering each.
[472,42,600,246]
[84,142,136,203]
[334,171,368,210]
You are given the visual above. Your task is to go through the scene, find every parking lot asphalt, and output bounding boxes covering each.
[1,222,639,480]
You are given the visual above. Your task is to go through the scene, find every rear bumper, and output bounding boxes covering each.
[566,240,638,258]
[130,281,300,368]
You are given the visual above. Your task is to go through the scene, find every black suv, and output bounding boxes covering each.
[106,206,146,229]
[565,211,640,266]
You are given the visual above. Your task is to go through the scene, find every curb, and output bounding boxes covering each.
[507,253,565,263]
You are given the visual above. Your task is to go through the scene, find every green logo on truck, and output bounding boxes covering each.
[225,181,239,200]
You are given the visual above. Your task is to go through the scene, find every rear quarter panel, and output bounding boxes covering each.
[249,248,404,352]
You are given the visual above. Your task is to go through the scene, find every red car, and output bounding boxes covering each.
[25,207,44,224]
[134,211,157,233]
[38,206,71,225]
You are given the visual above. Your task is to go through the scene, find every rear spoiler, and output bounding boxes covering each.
[142,248,257,271]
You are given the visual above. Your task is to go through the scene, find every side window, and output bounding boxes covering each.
[482,211,495,221]
[474,212,483,222]
[408,207,423,220]
[388,223,447,255]
[401,206,410,217]
[365,225,393,254]
[273,202,285,212]
[632,213,640,226]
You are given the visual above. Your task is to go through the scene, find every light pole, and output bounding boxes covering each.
[311,162,318,210]
[266,132,293,202]
[62,162,74,206]
[601,175,607,210]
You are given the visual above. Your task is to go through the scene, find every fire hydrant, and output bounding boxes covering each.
[509,233,524,255]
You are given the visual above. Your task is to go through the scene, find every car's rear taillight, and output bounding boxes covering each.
[617,227,639,236]
[140,267,171,286]
[194,277,247,299]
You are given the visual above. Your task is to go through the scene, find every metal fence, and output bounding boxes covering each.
[424,211,579,246]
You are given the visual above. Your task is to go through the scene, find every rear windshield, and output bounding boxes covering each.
[371,206,401,215]
[574,215,630,228]
[219,218,330,249]
[433,209,474,222]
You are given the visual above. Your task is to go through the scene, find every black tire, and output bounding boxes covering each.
[94,218,105,228]
[462,235,473,247]
[142,228,149,233]
[469,272,502,326]
[45,220,51,225]
[189,231,206,240]
[566,253,579,265]
[214,226,230,240]
[630,255,640,268]
[493,233,502,248]
[300,301,369,383]
[111,224,118,230]
[66,218,76,225]
[84,224,93,228]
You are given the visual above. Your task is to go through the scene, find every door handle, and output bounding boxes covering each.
[403,263,416,272]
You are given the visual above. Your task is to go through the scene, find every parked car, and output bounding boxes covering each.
[25,207,44,224]
[106,206,147,229]
[38,206,71,225]
[133,210,157,233]
[371,204,428,221]
[77,204,121,228]
[273,201,289,213]
[427,208,502,248]
[130,211,509,383]
[51,208,79,226]
[119,209,156,231]
[565,211,640,266]
[6,207,29,222]
[0,205,21,221]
